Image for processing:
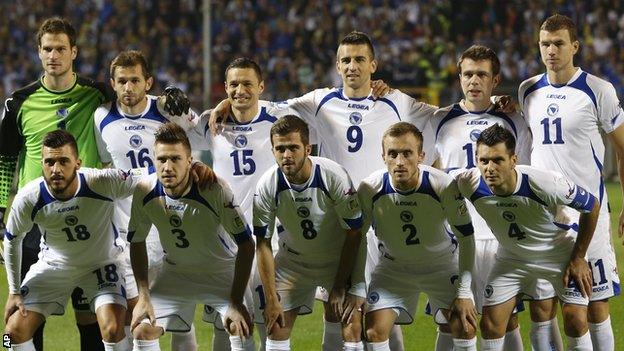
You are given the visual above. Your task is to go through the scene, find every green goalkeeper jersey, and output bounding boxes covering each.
[0,74,113,207]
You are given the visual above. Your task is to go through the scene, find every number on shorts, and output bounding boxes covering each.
[92,264,119,285]
[589,259,608,286]
[403,224,420,245]
[300,219,318,239]
[507,223,526,240]
[62,224,91,241]
[171,228,190,248]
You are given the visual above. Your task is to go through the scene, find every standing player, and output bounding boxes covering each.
[359,122,477,351]
[94,50,200,350]
[128,123,255,351]
[519,14,624,350]
[185,57,299,350]
[456,124,600,351]
[4,130,146,351]
[253,116,365,351]
[0,17,189,351]
[430,45,531,350]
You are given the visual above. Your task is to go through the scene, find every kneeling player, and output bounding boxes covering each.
[128,123,254,351]
[254,116,365,351]
[4,130,144,351]
[456,124,599,350]
[359,122,477,351]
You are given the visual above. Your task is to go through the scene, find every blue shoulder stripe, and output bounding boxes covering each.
[568,72,597,109]
[415,171,440,202]
[182,182,218,217]
[372,172,396,204]
[253,107,278,124]
[375,97,401,120]
[514,173,547,206]
[469,177,493,203]
[315,90,346,116]
[99,104,124,132]
[31,181,57,220]
[143,181,166,205]
[522,74,549,102]
[76,174,113,202]
[435,104,468,139]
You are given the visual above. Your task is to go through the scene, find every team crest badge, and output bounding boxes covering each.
[349,112,363,125]
[502,211,515,222]
[204,305,215,314]
[169,215,182,227]
[367,291,380,304]
[235,135,248,148]
[129,135,143,148]
[547,103,559,116]
[484,284,493,298]
[56,108,69,118]
[469,130,481,142]
[65,215,78,226]
[400,210,413,223]
[296,206,310,218]
[20,286,29,297]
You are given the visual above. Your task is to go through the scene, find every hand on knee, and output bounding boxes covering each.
[132,323,162,341]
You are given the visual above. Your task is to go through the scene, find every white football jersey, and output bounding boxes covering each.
[253,156,362,263]
[358,166,473,263]
[6,168,142,268]
[456,166,596,261]
[432,103,532,240]
[191,101,297,223]
[93,96,192,247]
[519,69,624,212]
[284,88,437,185]
[128,174,250,272]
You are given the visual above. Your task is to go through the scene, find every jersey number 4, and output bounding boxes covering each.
[507,223,526,240]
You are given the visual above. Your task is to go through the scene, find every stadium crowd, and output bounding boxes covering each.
[1,0,623,107]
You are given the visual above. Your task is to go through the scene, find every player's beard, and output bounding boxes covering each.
[46,171,77,196]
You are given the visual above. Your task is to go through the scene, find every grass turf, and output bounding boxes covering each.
[1,183,622,350]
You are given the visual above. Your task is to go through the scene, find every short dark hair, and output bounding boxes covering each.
[110,50,152,79]
[457,45,501,76]
[339,31,375,59]
[541,14,578,43]
[225,57,263,82]
[154,123,191,153]
[476,124,516,154]
[42,129,79,156]
[382,122,424,152]
[270,115,310,146]
[37,17,77,47]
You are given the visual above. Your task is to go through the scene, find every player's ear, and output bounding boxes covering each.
[305,143,312,156]
[370,58,378,74]
[492,73,501,88]
[572,40,580,55]
[109,77,115,88]
[75,158,82,170]
[145,76,154,91]
[258,80,265,94]
[71,45,77,60]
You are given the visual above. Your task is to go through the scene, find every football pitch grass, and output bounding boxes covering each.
[1,183,622,350]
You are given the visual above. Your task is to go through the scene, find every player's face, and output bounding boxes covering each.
[272,132,311,181]
[382,134,424,190]
[476,142,517,191]
[459,59,500,105]
[38,33,77,78]
[225,68,264,111]
[111,64,153,108]
[539,29,579,73]
[336,44,377,91]
[42,145,81,197]
[154,142,192,192]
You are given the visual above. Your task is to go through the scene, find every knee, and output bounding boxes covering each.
[133,323,162,341]
[342,320,362,342]
[506,314,519,331]
[479,315,503,339]
[449,316,476,339]
[365,325,388,343]
[99,318,125,342]
[563,311,588,337]
[529,300,556,322]
[5,322,28,344]
[587,300,609,323]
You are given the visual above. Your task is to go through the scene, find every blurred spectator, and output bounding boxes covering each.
[1,0,623,109]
